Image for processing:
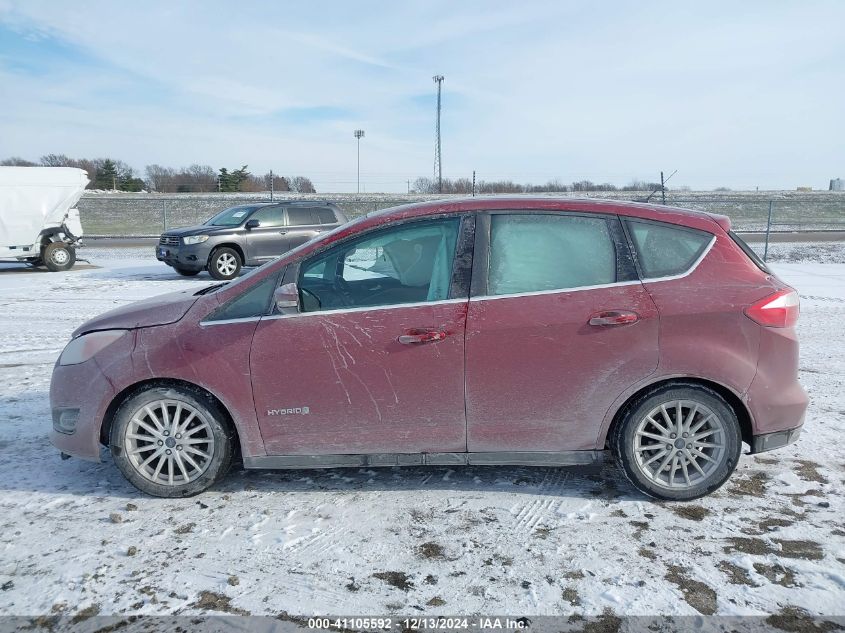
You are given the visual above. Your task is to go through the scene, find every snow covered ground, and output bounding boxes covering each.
[0,245,843,620]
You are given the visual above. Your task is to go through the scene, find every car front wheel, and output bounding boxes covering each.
[42,242,76,272]
[110,385,234,497]
[208,247,242,280]
[611,383,742,501]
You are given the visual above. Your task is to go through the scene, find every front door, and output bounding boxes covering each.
[245,205,286,263]
[250,216,470,455]
[465,212,659,452]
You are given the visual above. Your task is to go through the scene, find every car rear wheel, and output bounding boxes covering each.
[42,242,76,272]
[208,247,242,280]
[611,383,742,501]
[173,266,201,277]
[110,385,234,497]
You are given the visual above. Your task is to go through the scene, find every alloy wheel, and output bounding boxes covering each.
[216,253,237,276]
[632,400,726,489]
[123,399,215,486]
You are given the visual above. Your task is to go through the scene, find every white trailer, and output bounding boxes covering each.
[0,166,88,271]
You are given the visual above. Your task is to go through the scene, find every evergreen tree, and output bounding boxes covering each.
[94,159,119,190]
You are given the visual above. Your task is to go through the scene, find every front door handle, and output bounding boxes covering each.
[278,230,288,235]
[398,328,448,345]
[588,310,639,326]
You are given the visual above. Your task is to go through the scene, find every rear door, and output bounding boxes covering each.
[284,207,324,249]
[465,211,658,452]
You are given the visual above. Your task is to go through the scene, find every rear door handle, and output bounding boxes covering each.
[398,328,448,344]
[588,310,639,326]
[278,230,288,235]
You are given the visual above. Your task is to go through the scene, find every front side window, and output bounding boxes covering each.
[488,214,616,295]
[250,206,285,227]
[298,219,460,312]
[625,220,712,278]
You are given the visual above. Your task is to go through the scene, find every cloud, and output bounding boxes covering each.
[0,0,843,191]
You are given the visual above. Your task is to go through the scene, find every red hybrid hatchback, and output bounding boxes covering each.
[50,198,807,500]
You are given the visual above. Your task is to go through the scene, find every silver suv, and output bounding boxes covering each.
[156,201,347,279]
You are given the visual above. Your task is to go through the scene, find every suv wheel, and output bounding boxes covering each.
[208,247,242,280]
[611,383,742,501]
[110,385,234,497]
[43,242,76,272]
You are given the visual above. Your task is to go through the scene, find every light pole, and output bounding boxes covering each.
[354,129,365,193]
[433,75,444,193]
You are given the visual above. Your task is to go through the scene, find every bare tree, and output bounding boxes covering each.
[0,157,38,166]
[289,176,316,193]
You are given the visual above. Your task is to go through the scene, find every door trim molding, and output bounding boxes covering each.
[244,450,602,469]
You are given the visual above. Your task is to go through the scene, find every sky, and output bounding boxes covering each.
[0,0,843,193]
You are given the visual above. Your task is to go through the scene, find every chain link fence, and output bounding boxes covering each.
[76,191,845,238]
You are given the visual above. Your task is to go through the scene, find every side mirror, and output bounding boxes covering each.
[245,218,260,230]
[274,282,299,311]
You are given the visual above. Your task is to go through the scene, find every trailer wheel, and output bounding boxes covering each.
[43,242,76,272]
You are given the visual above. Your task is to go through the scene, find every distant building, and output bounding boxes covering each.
[797,186,812,192]
[831,178,844,191]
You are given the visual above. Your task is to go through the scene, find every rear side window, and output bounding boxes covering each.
[488,214,616,295]
[625,220,712,279]
[286,208,315,226]
[316,208,337,224]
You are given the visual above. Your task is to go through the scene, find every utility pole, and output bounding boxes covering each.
[354,129,365,193]
[269,169,274,201]
[472,170,476,197]
[660,171,665,205]
[433,75,444,193]
[407,179,411,194]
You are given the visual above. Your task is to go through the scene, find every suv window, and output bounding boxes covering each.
[299,219,460,312]
[287,208,316,226]
[250,206,284,227]
[316,207,337,224]
[625,220,712,278]
[488,214,616,295]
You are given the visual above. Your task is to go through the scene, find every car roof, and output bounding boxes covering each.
[364,196,730,233]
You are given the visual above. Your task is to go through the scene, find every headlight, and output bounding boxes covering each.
[59,330,127,366]
[183,235,209,245]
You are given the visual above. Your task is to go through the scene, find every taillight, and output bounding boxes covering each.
[744,288,800,328]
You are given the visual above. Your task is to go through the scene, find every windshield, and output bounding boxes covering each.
[205,205,262,227]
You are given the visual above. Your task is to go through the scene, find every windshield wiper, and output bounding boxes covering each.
[194,283,228,296]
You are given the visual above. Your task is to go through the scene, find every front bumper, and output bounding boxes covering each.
[155,241,211,271]
[750,425,802,454]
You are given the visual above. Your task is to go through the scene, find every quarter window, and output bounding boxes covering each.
[488,214,617,295]
[625,220,712,278]
[316,208,337,224]
[299,219,460,312]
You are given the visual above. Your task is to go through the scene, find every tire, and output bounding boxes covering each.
[173,267,201,277]
[110,384,235,497]
[42,242,76,272]
[208,247,242,280]
[611,383,742,501]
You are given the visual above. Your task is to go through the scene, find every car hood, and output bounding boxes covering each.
[73,289,202,337]
[163,224,240,237]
